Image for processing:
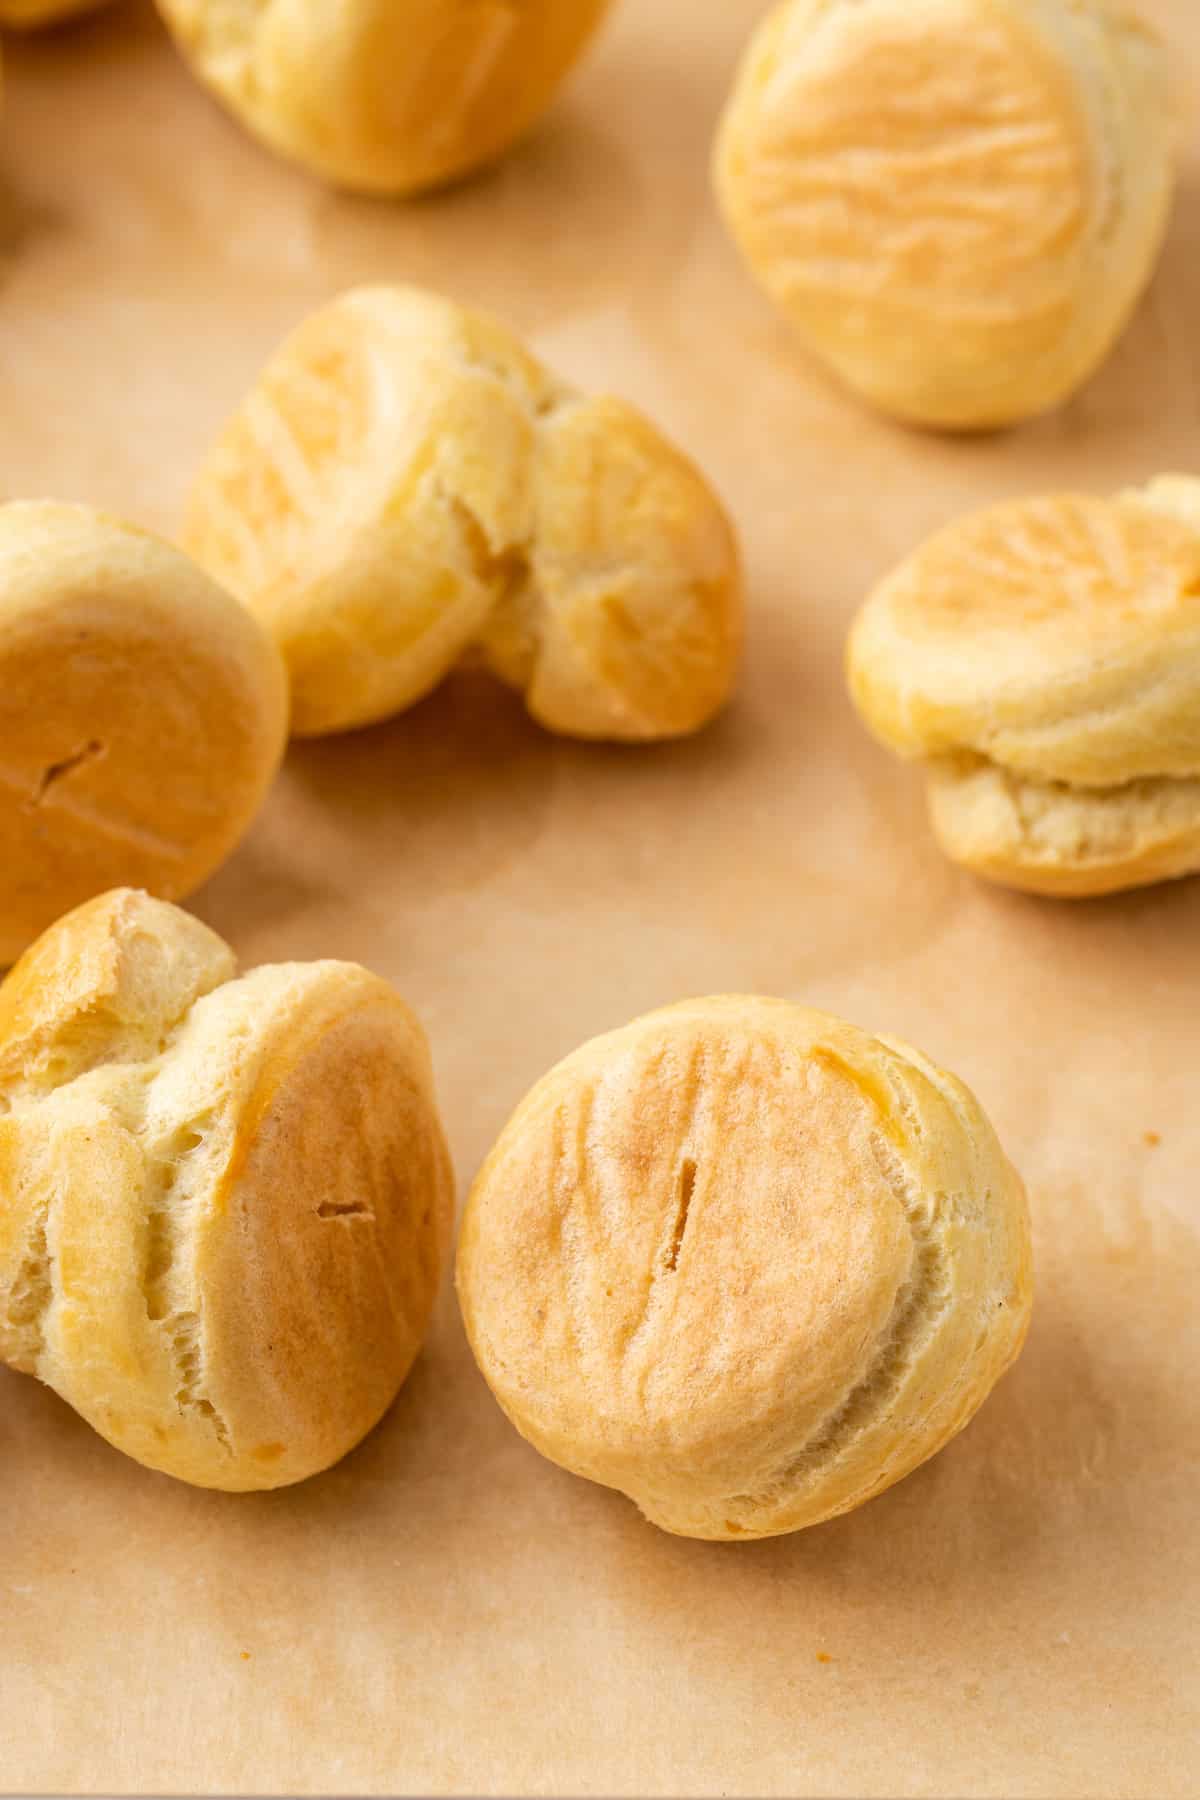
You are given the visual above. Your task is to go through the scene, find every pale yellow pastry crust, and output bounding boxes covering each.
[183,285,743,742]
[714,0,1173,429]
[154,0,612,196]
[0,888,455,1490]
[0,502,288,966]
[457,996,1032,1541]
[927,759,1200,898]
[847,478,1200,896]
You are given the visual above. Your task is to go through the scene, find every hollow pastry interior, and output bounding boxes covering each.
[0,501,288,965]
[0,888,454,1490]
[847,479,1200,895]
[182,284,742,743]
[153,0,613,195]
[457,996,1032,1541]
[713,0,1172,428]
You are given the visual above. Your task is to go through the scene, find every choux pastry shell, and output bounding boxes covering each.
[714,0,1173,429]
[457,996,1032,1541]
[0,502,287,966]
[847,477,1200,896]
[183,285,742,742]
[154,0,612,196]
[0,888,454,1490]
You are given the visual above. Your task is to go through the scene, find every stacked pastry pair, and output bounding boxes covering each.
[847,479,1200,897]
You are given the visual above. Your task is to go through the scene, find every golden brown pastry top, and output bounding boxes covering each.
[154,0,612,195]
[457,996,1032,1540]
[0,501,288,966]
[0,889,454,1490]
[714,0,1172,428]
[183,285,742,742]
[848,480,1200,788]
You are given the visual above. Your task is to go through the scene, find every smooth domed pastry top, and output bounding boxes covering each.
[847,477,1200,896]
[183,285,743,742]
[0,888,454,1490]
[714,0,1173,429]
[154,0,612,195]
[457,996,1032,1541]
[0,502,287,967]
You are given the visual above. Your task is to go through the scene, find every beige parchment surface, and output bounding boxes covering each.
[1,2,1199,1794]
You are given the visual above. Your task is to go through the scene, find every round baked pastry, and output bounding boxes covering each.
[847,477,1200,896]
[183,285,742,742]
[154,0,612,195]
[0,0,110,26]
[457,997,1032,1541]
[0,888,454,1490]
[0,502,288,966]
[714,0,1173,428]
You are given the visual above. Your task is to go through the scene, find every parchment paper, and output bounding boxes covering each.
[1,3,1198,1794]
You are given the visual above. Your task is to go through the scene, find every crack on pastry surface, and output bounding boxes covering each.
[665,1158,696,1275]
[444,491,532,611]
[2,1187,53,1376]
[142,1122,210,1322]
[138,1110,236,1452]
[27,740,106,810]
[316,1199,373,1221]
[167,1308,231,1450]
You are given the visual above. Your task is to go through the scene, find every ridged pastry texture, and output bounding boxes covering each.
[457,996,1031,1541]
[153,0,612,195]
[0,502,288,966]
[0,0,110,26]
[714,0,1172,429]
[183,285,743,742]
[847,477,1200,896]
[0,889,454,1490]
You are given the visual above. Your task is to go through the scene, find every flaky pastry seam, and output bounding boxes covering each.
[0,972,234,1444]
[438,347,673,731]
